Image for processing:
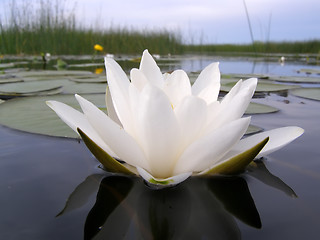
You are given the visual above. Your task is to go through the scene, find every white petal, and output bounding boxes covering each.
[139,49,164,88]
[235,126,304,158]
[206,78,257,132]
[104,57,133,132]
[127,83,141,139]
[130,68,148,91]
[137,167,192,188]
[46,100,117,157]
[174,95,207,148]
[135,84,182,178]
[206,101,220,127]
[104,56,128,84]
[174,117,251,174]
[220,79,243,106]
[75,94,150,171]
[105,87,122,126]
[192,62,220,104]
[163,69,192,107]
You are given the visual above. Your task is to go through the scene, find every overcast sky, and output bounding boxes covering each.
[1,0,319,44]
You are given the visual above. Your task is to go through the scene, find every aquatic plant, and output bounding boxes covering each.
[47,50,303,188]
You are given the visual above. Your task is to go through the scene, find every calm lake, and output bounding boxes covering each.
[0,54,319,239]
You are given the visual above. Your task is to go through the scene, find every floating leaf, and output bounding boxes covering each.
[290,88,320,101]
[0,94,105,137]
[14,70,93,78]
[222,73,269,79]
[0,80,64,94]
[246,125,263,135]
[0,63,15,69]
[221,80,298,92]
[63,83,107,94]
[69,76,107,83]
[298,68,320,75]
[246,102,279,114]
[68,63,104,68]
[0,78,24,84]
[0,88,62,99]
[269,75,320,84]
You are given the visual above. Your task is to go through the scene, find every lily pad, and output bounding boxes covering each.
[298,68,320,75]
[221,81,298,92]
[69,76,107,83]
[246,102,279,114]
[0,78,24,84]
[222,73,269,79]
[14,70,93,78]
[0,80,64,94]
[290,88,320,101]
[0,88,62,99]
[0,63,15,69]
[68,63,104,68]
[246,125,263,135]
[63,83,107,94]
[269,76,320,84]
[0,94,106,138]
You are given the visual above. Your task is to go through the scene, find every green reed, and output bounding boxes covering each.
[185,40,320,55]
[0,0,183,55]
[0,0,318,56]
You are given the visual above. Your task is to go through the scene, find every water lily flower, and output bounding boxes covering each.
[46,50,303,188]
[94,44,104,52]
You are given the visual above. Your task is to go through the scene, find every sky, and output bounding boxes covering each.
[1,0,319,44]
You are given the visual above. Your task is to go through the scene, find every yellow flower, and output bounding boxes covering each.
[95,68,104,74]
[94,44,103,52]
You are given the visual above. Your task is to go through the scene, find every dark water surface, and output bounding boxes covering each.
[0,56,320,239]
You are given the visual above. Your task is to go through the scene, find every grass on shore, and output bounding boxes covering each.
[185,40,320,55]
[0,0,319,56]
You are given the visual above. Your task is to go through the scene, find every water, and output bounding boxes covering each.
[0,55,320,239]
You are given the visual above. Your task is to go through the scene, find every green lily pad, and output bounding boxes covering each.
[246,125,263,135]
[69,76,107,83]
[0,80,64,94]
[63,83,107,94]
[14,70,93,78]
[290,88,320,101]
[68,63,104,68]
[298,68,320,75]
[0,94,106,137]
[0,63,15,69]
[222,73,269,79]
[269,76,320,84]
[0,78,24,84]
[221,81,298,92]
[246,102,279,114]
[0,88,62,99]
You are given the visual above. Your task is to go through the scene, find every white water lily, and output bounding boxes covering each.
[47,50,303,188]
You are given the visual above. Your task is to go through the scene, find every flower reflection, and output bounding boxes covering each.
[57,160,296,239]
